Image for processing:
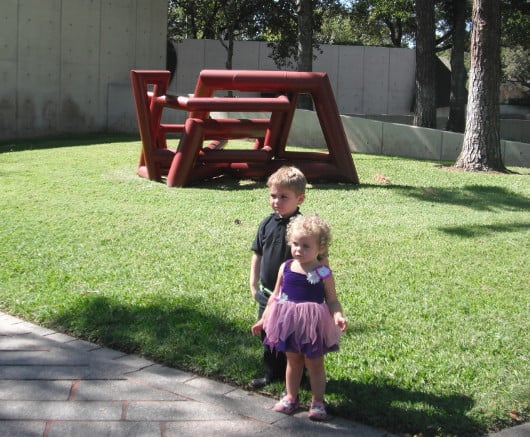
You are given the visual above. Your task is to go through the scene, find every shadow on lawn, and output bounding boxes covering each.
[439,221,530,237]
[0,134,138,153]
[49,293,487,436]
[327,378,484,437]
[314,182,530,213]
[396,184,530,212]
[50,294,258,380]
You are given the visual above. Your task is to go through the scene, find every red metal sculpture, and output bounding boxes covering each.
[130,69,359,187]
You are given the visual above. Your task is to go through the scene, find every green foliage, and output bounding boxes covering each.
[263,0,339,69]
[167,0,266,41]
[347,0,416,47]
[0,136,529,436]
[317,2,390,46]
[502,46,530,85]
[501,0,530,49]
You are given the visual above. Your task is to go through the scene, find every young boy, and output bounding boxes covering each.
[249,166,307,389]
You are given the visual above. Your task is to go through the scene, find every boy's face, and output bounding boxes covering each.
[269,185,305,218]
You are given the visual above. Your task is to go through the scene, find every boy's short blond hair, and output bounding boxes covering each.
[287,214,332,250]
[267,166,307,196]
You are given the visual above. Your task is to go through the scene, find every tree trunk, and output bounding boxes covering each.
[384,17,403,48]
[296,0,313,110]
[455,0,506,172]
[413,0,436,128]
[225,36,234,70]
[446,0,467,133]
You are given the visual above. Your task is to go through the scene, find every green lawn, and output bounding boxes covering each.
[0,136,528,436]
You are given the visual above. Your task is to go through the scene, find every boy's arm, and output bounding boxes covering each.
[250,253,261,299]
[251,263,284,335]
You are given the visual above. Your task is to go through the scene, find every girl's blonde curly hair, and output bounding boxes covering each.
[287,214,331,250]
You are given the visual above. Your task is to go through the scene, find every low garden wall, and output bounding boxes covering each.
[214,110,530,168]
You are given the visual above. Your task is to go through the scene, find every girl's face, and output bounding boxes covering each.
[289,230,322,266]
[269,185,304,218]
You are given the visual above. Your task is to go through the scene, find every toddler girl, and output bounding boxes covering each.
[251,214,347,421]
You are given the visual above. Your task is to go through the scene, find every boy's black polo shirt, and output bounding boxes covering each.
[251,208,301,291]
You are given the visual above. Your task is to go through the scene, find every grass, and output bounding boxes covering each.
[0,135,528,436]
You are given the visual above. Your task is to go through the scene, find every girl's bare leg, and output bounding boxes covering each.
[285,352,305,400]
[304,356,326,403]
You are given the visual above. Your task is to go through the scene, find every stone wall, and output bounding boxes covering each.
[0,0,167,141]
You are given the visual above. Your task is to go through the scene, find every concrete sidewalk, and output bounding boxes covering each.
[0,311,395,437]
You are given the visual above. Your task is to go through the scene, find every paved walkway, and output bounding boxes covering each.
[1,311,528,437]
[0,312,395,437]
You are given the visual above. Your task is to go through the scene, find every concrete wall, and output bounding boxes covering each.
[170,40,416,116]
[213,110,530,168]
[0,0,167,141]
[354,113,530,144]
[299,110,529,168]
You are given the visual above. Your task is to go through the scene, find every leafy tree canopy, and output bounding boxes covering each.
[500,0,530,49]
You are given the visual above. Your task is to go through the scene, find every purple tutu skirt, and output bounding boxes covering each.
[263,300,341,359]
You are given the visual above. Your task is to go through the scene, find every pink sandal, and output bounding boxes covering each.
[308,401,328,421]
[273,396,299,415]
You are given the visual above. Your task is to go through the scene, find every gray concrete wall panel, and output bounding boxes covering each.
[61,1,101,66]
[2,0,167,141]
[173,39,205,94]
[135,0,167,68]
[204,40,227,70]
[1,0,18,60]
[341,115,383,155]
[314,44,339,93]
[61,63,100,132]
[108,83,137,133]
[440,130,463,161]
[100,1,136,82]
[0,0,18,136]
[388,49,415,114]
[0,61,17,138]
[336,46,364,114]
[500,119,530,143]
[257,43,278,71]
[60,1,102,132]
[382,123,442,160]
[100,1,141,131]
[362,47,390,114]
[17,0,61,136]
[504,140,530,167]
[233,41,261,70]
[290,110,326,148]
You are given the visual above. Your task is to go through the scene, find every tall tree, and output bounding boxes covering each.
[413,0,436,128]
[455,0,506,172]
[217,0,266,70]
[297,0,313,73]
[445,0,469,133]
[296,0,314,109]
[265,1,337,67]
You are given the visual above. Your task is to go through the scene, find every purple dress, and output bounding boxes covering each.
[263,260,341,359]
